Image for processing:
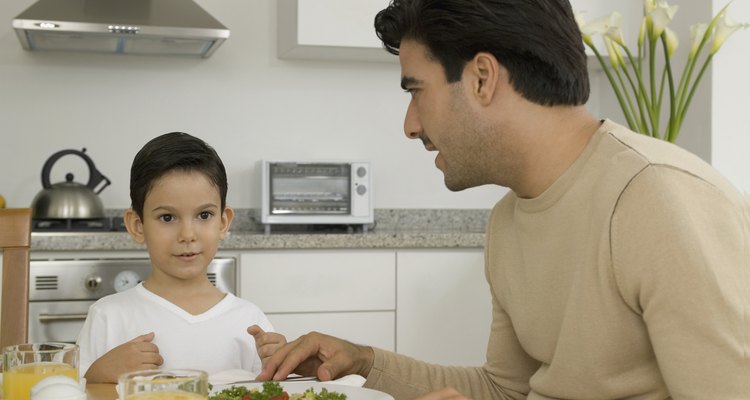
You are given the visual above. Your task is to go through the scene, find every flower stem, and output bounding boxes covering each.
[589,45,638,130]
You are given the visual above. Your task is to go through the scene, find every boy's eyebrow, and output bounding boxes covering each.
[149,203,219,213]
[401,76,421,90]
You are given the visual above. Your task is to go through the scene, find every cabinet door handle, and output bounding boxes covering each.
[38,313,88,322]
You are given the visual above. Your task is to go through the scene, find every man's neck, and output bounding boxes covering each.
[513,107,601,199]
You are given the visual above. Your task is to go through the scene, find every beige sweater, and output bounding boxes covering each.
[364,120,750,399]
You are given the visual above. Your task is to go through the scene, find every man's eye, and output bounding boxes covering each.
[199,211,213,220]
[159,215,174,222]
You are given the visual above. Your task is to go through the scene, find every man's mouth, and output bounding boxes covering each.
[420,135,436,151]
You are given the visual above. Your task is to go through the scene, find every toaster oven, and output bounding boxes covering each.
[259,161,373,233]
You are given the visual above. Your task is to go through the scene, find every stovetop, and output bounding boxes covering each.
[32,217,127,233]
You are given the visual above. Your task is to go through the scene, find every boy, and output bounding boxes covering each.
[77,132,284,383]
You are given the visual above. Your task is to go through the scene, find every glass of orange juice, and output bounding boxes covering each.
[2,342,79,400]
[118,369,208,400]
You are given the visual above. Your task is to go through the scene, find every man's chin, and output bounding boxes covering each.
[443,176,470,192]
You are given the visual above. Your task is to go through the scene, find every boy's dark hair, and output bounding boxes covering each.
[130,132,228,218]
[374,0,589,106]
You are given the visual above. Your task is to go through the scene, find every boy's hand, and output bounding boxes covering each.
[84,332,164,383]
[248,325,287,366]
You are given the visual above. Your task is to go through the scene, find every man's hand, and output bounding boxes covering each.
[84,332,163,383]
[415,388,470,400]
[248,325,287,365]
[254,331,374,382]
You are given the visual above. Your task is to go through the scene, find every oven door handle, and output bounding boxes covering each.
[38,313,89,322]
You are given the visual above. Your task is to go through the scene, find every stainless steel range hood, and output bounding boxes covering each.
[12,0,230,58]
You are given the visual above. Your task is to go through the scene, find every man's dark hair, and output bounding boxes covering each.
[374,0,589,106]
[129,132,228,218]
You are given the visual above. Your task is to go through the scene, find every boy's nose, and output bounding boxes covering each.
[178,222,197,242]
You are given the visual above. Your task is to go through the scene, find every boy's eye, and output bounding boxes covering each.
[159,214,174,223]
[198,211,213,220]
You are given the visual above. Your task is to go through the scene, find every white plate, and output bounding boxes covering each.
[210,381,394,400]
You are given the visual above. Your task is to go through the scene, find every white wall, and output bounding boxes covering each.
[712,0,750,194]
[0,0,747,211]
[0,0,506,210]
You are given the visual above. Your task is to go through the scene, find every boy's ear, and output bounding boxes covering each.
[220,206,234,240]
[124,208,145,244]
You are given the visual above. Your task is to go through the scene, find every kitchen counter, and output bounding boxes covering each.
[31,209,489,252]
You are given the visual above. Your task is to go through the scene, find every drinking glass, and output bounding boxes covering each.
[2,342,79,400]
[119,369,208,400]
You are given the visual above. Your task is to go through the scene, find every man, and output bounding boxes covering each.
[252,0,750,398]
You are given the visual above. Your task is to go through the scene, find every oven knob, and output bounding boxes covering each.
[356,166,367,177]
[85,275,102,291]
[356,185,367,195]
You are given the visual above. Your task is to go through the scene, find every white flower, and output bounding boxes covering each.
[689,23,708,59]
[646,0,679,40]
[664,27,678,57]
[578,12,625,47]
[711,13,750,54]
[603,36,624,68]
[574,12,595,47]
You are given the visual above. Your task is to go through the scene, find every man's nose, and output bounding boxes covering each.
[404,100,421,139]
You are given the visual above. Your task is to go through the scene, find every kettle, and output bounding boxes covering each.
[31,148,111,219]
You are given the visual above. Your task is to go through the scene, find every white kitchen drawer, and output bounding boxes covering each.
[240,250,395,313]
[267,311,395,352]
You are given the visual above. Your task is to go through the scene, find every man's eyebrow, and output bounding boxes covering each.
[401,76,421,90]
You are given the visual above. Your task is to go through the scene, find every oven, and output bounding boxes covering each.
[28,257,237,343]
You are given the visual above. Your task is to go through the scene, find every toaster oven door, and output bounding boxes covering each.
[269,163,352,215]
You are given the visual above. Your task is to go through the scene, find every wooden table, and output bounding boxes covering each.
[87,383,117,400]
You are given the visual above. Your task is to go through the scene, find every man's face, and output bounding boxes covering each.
[398,40,496,191]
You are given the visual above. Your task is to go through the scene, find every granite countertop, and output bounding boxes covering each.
[31,209,490,252]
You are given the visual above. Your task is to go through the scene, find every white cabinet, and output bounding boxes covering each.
[240,250,396,351]
[239,248,491,366]
[277,0,396,62]
[396,250,491,366]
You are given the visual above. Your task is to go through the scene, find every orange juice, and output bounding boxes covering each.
[2,362,78,400]
[125,392,206,400]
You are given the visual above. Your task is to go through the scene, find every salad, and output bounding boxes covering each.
[209,381,347,400]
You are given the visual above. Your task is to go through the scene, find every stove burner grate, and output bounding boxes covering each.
[32,217,126,232]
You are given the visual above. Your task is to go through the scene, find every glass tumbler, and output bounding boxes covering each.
[118,369,208,400]
[2,342,79,400]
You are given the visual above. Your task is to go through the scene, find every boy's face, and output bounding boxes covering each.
[124,170,233,285]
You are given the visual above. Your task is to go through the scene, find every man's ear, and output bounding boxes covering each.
[466,52,502,106]
[219,206,234,240]
[124,208,145,244]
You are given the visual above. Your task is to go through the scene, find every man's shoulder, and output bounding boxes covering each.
[600,120,708,171]
[600,120,739,198]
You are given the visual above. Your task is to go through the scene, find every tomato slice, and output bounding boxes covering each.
[270,392,290,400]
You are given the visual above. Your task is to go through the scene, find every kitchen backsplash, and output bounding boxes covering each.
[104,208,490,233]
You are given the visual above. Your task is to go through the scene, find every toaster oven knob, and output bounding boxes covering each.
[357,166,367,177]
[356,185,367,195]
[85,275,102,291]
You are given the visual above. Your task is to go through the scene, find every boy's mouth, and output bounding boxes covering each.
[175,252,199,259]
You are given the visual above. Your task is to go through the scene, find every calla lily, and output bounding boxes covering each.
[574,12,595,47]
[647,1,679,40]
[644,0,656,15]
[578,12,618,36]
[603,13,626,46]
[638,17,648,47]
[711,13,749,54]
[689,23,708,59]
[603,36,623,68]
[664,27,678,57]
[576,1,746,142]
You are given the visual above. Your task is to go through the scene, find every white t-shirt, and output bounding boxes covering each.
[76,283,274,377]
